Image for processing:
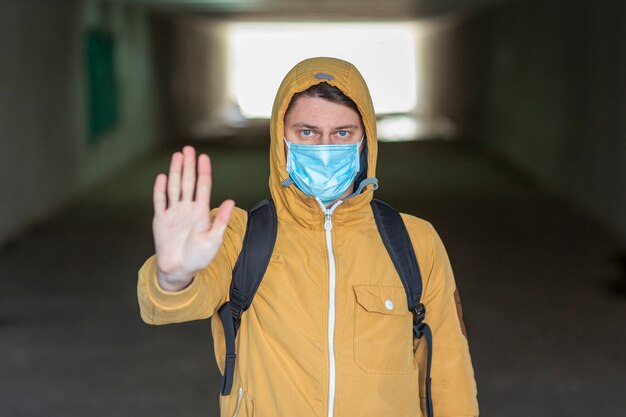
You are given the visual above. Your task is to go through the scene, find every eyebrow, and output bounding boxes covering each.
[292,123,319,130]
[292,123,359,130]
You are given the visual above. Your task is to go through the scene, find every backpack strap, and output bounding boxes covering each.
[218,199,277,396]
[371,199,434,417]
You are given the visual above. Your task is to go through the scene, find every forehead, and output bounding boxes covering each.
[284,96,362,126]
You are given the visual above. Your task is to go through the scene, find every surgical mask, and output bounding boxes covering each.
[284,138,362,205]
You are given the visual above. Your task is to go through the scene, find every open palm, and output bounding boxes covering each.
[152,146,234,291]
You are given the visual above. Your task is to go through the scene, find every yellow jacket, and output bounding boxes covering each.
[138,57,479,417]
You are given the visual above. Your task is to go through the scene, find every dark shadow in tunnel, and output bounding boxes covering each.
[605,253,626,299]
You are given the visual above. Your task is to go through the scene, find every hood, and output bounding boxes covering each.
[269,57,378,227]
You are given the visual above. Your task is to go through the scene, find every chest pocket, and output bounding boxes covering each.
[353,285,414,374]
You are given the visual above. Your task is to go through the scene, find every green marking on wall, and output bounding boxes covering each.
[85,29,118,144]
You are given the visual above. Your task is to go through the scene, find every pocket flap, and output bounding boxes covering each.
[353,285,408,316]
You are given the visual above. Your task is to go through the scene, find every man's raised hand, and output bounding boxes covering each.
[152,146,235,291]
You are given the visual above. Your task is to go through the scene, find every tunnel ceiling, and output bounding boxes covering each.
[111,0,513,19]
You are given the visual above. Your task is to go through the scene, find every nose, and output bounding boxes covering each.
[319,134,332,145]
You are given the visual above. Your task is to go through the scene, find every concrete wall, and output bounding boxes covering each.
[0,0,165,245]
[165,17,230,140]
[419,15,486,139]
[428,0,626,242]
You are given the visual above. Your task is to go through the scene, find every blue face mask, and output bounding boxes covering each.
[285,138,362,205]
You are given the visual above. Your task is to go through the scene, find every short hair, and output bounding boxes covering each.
[285,82,360,116]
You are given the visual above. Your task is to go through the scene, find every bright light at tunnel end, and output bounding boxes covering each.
[227,22,419,119]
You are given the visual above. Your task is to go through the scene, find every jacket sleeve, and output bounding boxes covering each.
[137,207,247,325]
[404,216,479,417]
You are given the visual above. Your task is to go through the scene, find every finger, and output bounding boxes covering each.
[211,199,235,237]
[153,173,167,214]
[181,146,196,201]
[167,152,183,205]
[196,153,212,208]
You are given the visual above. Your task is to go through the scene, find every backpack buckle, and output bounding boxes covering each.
[230,304,243,321]
[411,303,426,325]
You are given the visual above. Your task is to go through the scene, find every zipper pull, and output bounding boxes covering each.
[324,212,333,231]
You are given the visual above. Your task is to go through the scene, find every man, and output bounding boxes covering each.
[138,57,479,417]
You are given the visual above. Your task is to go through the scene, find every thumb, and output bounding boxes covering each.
[211,199,236,237]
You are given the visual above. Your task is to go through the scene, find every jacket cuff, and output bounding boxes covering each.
[143,256,202,310]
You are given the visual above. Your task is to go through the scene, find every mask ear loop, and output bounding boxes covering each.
[355,136,364,163]
[283,138,291,170]
[344,134,378,199]
[282,138,295,187]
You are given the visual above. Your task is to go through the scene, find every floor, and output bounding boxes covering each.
[1,140,625,417]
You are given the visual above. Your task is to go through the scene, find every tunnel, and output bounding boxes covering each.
[1,0,625,416]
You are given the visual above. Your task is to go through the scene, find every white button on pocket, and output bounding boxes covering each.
[385,300,394,310]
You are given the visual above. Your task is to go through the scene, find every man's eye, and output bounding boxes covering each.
[301,130,313,137]
[337,131,349,138]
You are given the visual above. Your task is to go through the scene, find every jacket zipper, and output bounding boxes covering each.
[318,199,343,417]
[231,387,243,417]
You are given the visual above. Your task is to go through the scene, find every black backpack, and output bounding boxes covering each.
[217,199,434,417]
